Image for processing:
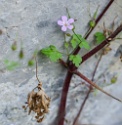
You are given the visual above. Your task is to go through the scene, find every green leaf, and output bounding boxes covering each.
[69,54,82,67]
[4,59,20,70]
[71,34,90,50]
[94,32,106,44]
[79,37,90,50]
[71,34,82,48]
[82,41,90,50]
[40,45,62,62]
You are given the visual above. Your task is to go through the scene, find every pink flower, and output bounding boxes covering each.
[57,16,74,32]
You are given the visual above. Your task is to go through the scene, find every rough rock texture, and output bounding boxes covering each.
[0,0,122,125]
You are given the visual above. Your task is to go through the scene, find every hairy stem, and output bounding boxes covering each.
[74,70,122,102]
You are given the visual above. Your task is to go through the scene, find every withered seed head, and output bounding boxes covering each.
[23,84,50,122]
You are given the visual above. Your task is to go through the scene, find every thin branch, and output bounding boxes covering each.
[74,70,122,102]
[85,0,115,38]
[35,56,41,83]
[72,87,91,125]
[91,52,103,81]
[73,53,103,125]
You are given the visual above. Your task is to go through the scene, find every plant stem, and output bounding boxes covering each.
[91,52,103,82]
[72,87,92,125]
[57,1,116,125]
[81,24,122,64]
[57,24,122,125]
[35,56,41,83]
[83,27,92,39]
[64,33,70,55]
[72,0,114,55]
[59,59,68,68]
[57,71,73,125]
[72,30,82,43]
[74,70,122,102]
[72,52,103,125]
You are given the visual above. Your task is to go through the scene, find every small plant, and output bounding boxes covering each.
[39,4,122,125]
[39,7,122,124]
[2,1,122,125]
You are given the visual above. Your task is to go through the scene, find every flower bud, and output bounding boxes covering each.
[11,41,17,51]
[28,59,35,66]
[111,76,117,84]
[65,33,71,37]
[89,20,95,28]
[19,48,24,59]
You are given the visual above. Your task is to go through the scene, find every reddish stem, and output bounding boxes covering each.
[57,24,122,125]
[72,0,115,55]
[58,24,122,125]
[74,70,122,102]
[81,24,122,64]
[57,71,73,125]
[85,0,115,38]
[73,53,103,125]
[57,1,117,125]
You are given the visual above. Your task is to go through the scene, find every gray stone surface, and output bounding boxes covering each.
[0,0,122,125]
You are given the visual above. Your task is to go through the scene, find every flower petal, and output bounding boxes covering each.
[61,26,67,32]
[57,20,63,26]
[68,18,74,24]
[62,16,67,22]
[67,25,73,30]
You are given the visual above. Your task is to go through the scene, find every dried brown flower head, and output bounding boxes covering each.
[23,82,50,122]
